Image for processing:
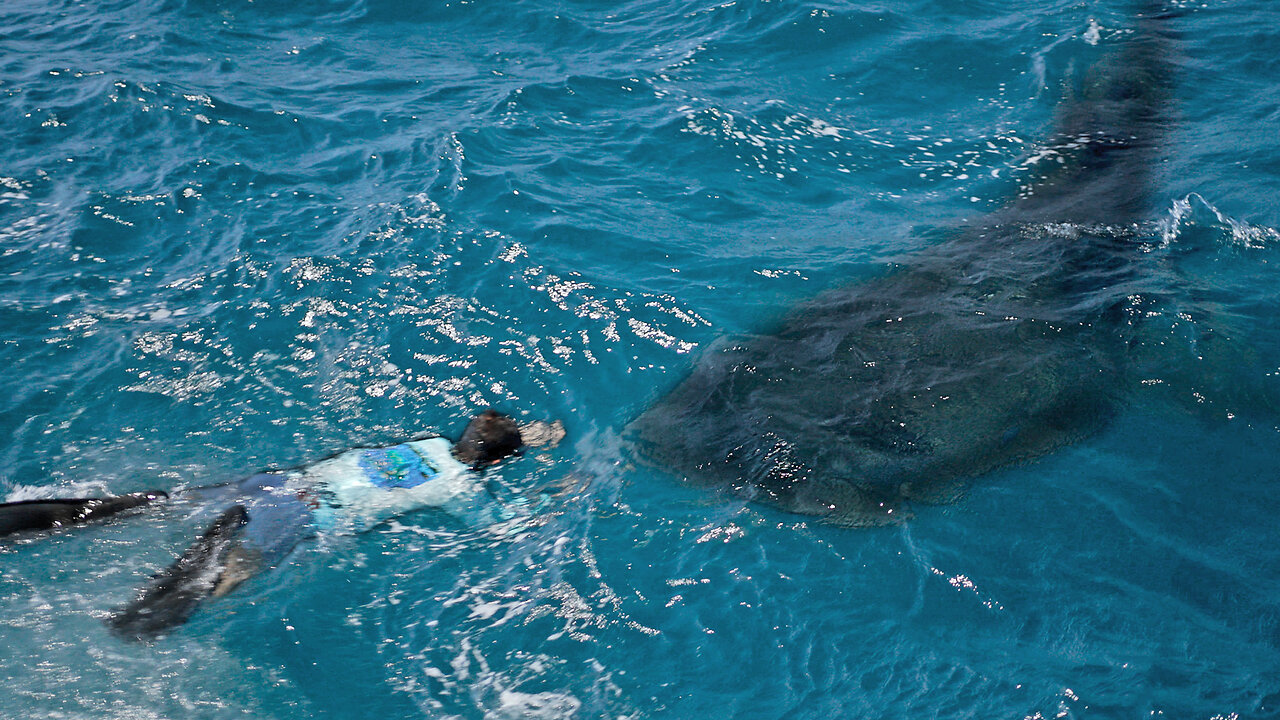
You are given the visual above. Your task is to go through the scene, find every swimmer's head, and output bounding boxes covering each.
[453,409,523,468]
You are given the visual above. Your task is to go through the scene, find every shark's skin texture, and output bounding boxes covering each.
[629,7,1181,525]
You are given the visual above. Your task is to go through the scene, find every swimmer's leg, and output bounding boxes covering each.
[108,477,315,639]
[207,481,315,597]
[232,473,315,568]
[212,545,263,597]
[0,491,169,538]
[107,505,248,640]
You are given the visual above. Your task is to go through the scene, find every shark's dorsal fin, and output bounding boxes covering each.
[1008,3,1177,226]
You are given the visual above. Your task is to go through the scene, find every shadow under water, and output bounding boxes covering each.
[628,3,1252,525]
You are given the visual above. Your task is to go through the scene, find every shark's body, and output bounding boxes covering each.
[630,7,1184,525]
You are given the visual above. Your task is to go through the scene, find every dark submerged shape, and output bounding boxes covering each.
[630,6,1179,525]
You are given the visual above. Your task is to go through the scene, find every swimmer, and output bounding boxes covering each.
[0,409,541,639]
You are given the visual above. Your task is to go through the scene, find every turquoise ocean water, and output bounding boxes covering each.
[3,0,1280,717]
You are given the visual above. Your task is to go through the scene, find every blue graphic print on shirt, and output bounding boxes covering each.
[357,444,441,489]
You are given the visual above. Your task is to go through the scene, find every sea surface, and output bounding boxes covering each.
[2,0,1280,717]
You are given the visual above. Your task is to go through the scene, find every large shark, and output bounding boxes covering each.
[628,5,1212,525]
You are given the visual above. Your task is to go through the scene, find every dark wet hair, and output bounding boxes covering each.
[452,409,523,468]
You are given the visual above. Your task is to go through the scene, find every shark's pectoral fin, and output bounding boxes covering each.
[1126,313,1280,424]
[107,505,248,641]
[785,479,912,528]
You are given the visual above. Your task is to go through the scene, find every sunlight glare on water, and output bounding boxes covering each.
[3,0,1280,718]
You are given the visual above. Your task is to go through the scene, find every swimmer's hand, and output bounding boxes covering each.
[518,420,565,449]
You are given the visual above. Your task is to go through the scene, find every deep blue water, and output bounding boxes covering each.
[3,0,1280,717]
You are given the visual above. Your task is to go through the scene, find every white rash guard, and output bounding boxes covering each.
[289,437,500,532]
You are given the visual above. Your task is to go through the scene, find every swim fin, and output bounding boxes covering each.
[0,490,169,538]
[107,504,249,640]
